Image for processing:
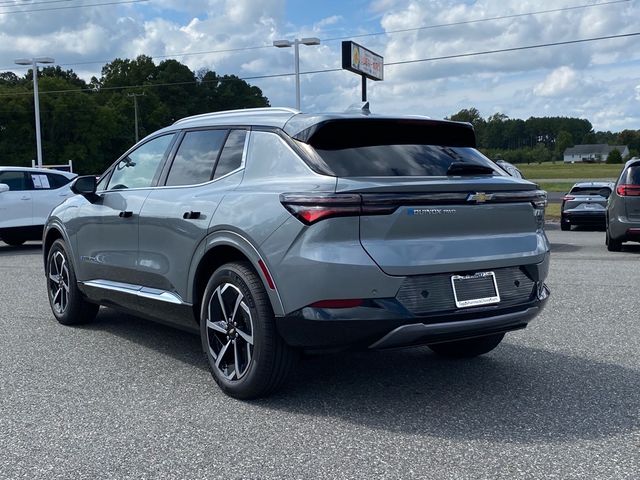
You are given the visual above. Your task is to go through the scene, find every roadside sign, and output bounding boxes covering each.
[341,41,384,81]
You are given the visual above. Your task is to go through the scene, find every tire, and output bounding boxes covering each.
[2,235,26,246]
[200,261,297,399]
[560,217,570,231]
[46,239,99,325]
[606,228,622,252]
[428,333,505,358]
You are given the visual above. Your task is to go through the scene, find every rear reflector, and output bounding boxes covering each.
[257,259,275,290]
[616,185,640,196]
[309,299,364,308]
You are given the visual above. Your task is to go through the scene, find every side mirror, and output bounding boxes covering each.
[0,183,9,193]
[71,175,97,196]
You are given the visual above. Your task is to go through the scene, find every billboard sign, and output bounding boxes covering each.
[341,41,384,81]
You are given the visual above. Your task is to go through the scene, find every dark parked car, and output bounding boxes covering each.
[606,158,640,251]
[560,181,614,231]
[43,107,550,399]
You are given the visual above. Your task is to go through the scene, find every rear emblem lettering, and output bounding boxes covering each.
[408,208,456,215]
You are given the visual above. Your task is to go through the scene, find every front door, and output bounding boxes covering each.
[75,134,176,289]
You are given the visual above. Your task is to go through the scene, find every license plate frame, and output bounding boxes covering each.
[451,271,501,308]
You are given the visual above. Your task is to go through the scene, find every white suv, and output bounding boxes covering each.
[0,166,76,246]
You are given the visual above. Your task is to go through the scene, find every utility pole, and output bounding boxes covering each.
[127,92,145,143]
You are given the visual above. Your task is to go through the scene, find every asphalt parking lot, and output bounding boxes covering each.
[0,226,638,479]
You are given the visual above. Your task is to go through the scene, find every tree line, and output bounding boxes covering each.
[2,57,639,174]
[448,108,640,164]
[0,55,269,174]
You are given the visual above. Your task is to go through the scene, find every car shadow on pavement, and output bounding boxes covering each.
[86,308,639,445]
[0,243,42,256]
[262,345,639,444]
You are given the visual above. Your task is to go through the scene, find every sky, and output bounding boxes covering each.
[1,0,639,132]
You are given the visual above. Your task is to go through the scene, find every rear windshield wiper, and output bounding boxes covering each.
[446,162,495,176]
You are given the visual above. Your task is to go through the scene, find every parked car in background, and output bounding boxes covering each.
[43,107,550,399]
[0,166,76,246]
[495,159,524,179]
[560,181,614,231]
[606,158,640,251]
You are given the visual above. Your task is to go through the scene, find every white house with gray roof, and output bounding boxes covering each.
[563,144,629,163]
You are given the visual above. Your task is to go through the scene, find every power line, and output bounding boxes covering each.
[0,0,148,14]
[1,0,629,71]
[0,0,74,7]
[0,30,638,98]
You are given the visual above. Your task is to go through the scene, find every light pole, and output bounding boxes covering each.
[14,56,55,167]
[127,92,145,143]
[273,37,320,110]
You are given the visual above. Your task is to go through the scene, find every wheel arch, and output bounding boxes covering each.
[189,231,285,321]
[42,224,68,272]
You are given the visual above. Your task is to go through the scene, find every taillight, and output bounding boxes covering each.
[280,193,397,225]
[616,185,640,196]
[562,195,574,201]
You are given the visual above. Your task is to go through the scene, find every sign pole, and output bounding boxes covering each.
[361,75,367,102]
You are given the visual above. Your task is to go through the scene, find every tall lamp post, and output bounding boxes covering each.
[272,37,320,110]
[14,56,55,167]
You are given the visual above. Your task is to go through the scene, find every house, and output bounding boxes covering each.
[563,144,629,163]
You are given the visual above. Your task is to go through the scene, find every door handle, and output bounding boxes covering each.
[183,211,201,220]
[20,196,30,200]
[119,211,133,218]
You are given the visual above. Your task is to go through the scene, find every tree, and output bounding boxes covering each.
[555,130,573,161]
[606,148,623,164]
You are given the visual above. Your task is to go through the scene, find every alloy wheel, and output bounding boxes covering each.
[48,250,70,315]
[205,283,254,380]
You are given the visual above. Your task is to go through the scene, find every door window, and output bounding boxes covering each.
[107,134,174,190]
[213,130,247,179]
[0,171,27,191]
[166,129,227,186]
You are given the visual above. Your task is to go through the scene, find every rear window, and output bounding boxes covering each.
[297,118,502,177]
[569,186,610,196]
[621,164,640,185]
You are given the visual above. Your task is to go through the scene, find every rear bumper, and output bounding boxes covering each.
[563,210,606,225]
[276,284,549,350]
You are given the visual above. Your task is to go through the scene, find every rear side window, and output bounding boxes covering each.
[166,129,228,186]
[47,173,72,189]
[621,165,640,185]
[213,130,247,179]
[299,119,501,177]
[0,171,27,190]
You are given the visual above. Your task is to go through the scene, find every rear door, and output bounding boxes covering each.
[138,128,248,304]
[0,171,32,228]
[29,171,74,226]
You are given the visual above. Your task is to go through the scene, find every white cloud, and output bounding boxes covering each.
[533,66,578,97]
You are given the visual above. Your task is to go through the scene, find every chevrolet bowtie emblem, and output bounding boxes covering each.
[467,192,493,203]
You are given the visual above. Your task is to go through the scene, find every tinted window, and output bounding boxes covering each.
[107,134,174,190]
[214,130,247,179]
[47,173,72,189]
[312,144,502,177]
[622,165,640,185]
[166,129,227,186]
[0,171,27,190]
[570,186,611,196]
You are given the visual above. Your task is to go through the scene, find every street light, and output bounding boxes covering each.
[272,37,320,110]
[14,56,55,167]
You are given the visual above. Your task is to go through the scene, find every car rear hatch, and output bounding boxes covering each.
[618,163,640,221]
[563,185,610,215]
[292,117,548,276]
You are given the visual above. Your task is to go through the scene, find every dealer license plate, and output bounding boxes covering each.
[451,271,501,308]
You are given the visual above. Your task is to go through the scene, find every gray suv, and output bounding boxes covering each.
[43,107,550,399]
[606,157,640,251]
